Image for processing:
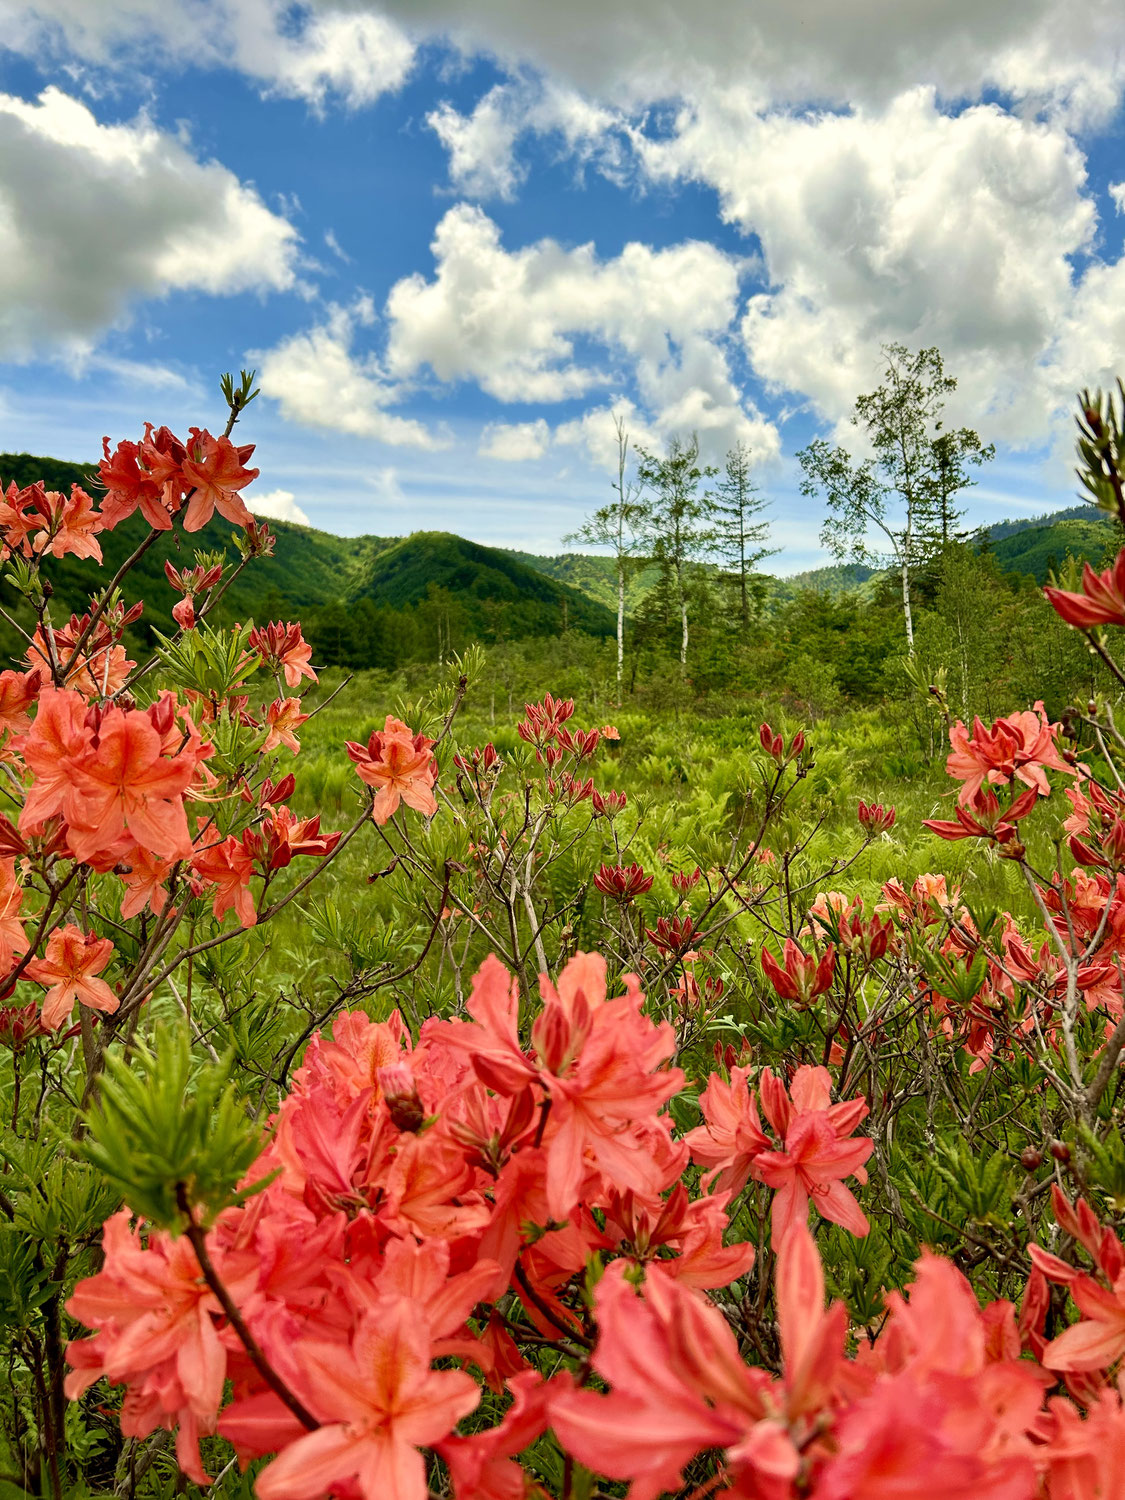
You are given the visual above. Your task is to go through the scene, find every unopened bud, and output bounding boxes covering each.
[1049,1140,1071,1164]
[377,1063,425,1133]
[1019,1148,1043,1171]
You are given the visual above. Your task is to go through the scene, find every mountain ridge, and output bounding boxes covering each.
[1,453,1119,663]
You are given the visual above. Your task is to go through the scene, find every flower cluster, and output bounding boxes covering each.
[64,958,1125,1500]
[64,954,756,1488]
[100,424,258,532]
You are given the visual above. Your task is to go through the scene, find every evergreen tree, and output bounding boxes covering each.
[711,442,776,629]
[924,425,996,548]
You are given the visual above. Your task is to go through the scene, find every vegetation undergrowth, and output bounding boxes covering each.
[6,366,1125,1500]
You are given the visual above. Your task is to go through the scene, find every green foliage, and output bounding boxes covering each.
[80,1027,269,1231]
[991,515,1116,583]
[1075,1121,1125,1212]
[929,1141,1018,1230]
[0,1225,56,1331]
[2,1143,120,1247]
[154,618,256,699]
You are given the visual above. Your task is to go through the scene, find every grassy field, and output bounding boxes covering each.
[257,658,1047,1031]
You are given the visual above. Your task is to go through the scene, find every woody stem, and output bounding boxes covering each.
[175,1184,318,1432]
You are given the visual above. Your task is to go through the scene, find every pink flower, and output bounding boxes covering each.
[754,1065,873,1247]
[66,1210,258,1484]
[683,1064,769,1198]
[760,937,836,1006]
[945,704,1072,806]
[180,429,258,532]
[248,622,317,689]
[25,924,117,1030]
[262,698,309,755]
[192,835,256,927]
[1045,548,1125,630]
[346,717,437,825]
[253,1301,480,1500]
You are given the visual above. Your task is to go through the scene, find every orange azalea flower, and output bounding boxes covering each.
[1045,548,1125,630]
[66,1208,260,1485]
[262,698,309,755]
[683,1064,769,1199]
[0,858,26,970]
[25,924,117,1030]
[46,485,103,563]
[118,846,174,920]
[25,627,134,699]
[18,686,93,835]
[192,835,256,928]
[248,622,317,689]
[0,480,39,557]
[180,429,258,532]
[755,1066,873,1247]
[64,705,196,864]
[0,668,40,735]
[346,717,437,825]
[945,704,1072,806]
[99,435,176,531]
[252,1301,480,1500]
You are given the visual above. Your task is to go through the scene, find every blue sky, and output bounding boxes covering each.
[0,2,1124,568]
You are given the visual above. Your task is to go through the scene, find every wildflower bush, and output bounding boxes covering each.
[8,375,1125,1500]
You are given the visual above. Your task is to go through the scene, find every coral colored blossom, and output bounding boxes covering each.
[1045,549,1125,630]
[193,835,257,927]
[945,704,1072,806]
[25,923,117,1029]
[180,429,258,531]
[346,716,437,825]
[253,1302,480,1500]
[262,698,309,755]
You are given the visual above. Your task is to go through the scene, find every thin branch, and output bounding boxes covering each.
[176,1185,318,1431]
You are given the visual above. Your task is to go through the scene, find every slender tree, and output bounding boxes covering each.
[799,343,993,652]
[568,416,647,704]
[711,441,776,629]
[636,434,717,675]
[925,425,996,548]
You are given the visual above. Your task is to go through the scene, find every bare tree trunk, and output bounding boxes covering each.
[616,563,625,705]
[676,559,688,673]
[901,555,914,653]
[739,517,748,630]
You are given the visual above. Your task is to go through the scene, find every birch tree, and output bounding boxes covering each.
[636,434,716,675]
[568,416,647,704]
[798,344,993,653]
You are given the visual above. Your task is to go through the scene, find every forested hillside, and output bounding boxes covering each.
[3,450,1116,696]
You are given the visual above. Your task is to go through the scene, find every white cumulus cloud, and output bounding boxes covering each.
[249,488,311,526]
[371,0,1125,119]
[427,79,623,200]
[0,87,301,360]
[384,203,777,460]
[0,1,415,111]
[254,303,445,449]
[631,87,1095,440]
[478,419,551,461]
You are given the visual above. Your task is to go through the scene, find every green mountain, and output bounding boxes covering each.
[502,549,665,614]
[4,448,1121,672]
[354,533,611,633]
[985,514,1117,582]
[0,452,613,668]
[983,504,1096,542]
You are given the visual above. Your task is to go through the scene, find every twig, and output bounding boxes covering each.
[176,1184,318,1431]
